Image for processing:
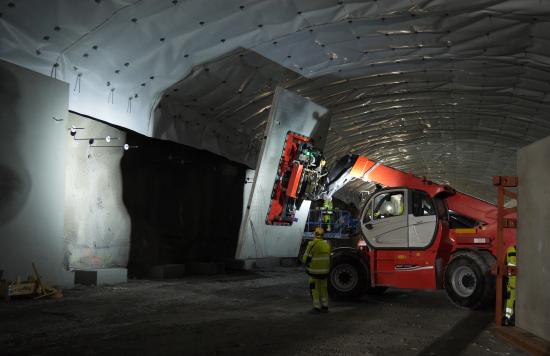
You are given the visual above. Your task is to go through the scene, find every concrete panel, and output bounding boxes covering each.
[64,113,130,269]
[122,131,245,277]
[148,264,186,280]
[253,257,282,269]
[225,259,256,271]
[280,257,300,267]
[236,88,330,259]
[225,258,299,270]
[74,268,127,286]
[0,59,72,287]
[517,135,550,342]
[187,262,225,275]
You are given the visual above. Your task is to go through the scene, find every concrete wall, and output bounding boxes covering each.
[1,58,243,284]
[0,60,72,286]
[517,136,550,342]
[64,113,131,269]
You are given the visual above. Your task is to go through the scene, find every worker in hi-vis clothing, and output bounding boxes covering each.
[504,245,517,326]
[321,199,334,232]
[302,227,331,313]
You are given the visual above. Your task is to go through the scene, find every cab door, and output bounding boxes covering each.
[361,189,408,248]
[408,190,438,248]
[360,189,440,289]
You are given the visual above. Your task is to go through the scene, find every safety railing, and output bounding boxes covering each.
[303,208,359,239]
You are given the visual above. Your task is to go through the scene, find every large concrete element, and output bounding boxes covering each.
[0,59,71,287]
[122,131,246,277]
[64,113,131,272]
[236,88,330,260]
[517,136,550,342]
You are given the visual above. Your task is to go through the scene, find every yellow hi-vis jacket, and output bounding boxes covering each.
[302,238,331,278]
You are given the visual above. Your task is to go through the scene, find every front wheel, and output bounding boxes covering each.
[328,254,368,299]
[444,251,494,309]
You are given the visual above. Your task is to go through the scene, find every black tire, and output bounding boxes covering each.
[328,253,369,299]
[444,251,495,309]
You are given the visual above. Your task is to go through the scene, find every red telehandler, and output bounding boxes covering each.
[266,135,516,309]
[321,155,516,309]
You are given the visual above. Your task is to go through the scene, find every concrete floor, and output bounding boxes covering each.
[1,267,524,356]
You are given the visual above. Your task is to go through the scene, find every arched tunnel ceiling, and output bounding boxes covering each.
[2,0,550,201]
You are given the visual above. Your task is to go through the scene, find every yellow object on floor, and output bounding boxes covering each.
[0,263,63,302]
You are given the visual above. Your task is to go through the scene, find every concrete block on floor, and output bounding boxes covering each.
[148,264,186,280]
[280,257,300,267]
[226,258,300,270]
[74,268,127,286]
[188,262,225,275]
[225,259,256,271]
[254,257,282,269]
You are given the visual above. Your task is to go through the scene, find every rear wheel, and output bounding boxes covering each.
[444,251,494,309]
[328,254,368,299]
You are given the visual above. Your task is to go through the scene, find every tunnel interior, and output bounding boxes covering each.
[0,1,549,353]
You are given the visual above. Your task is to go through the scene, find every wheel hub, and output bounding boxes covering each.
[331,263,358,292]
[451,265,477,298]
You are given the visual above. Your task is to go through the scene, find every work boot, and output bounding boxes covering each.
[321,307,329,313]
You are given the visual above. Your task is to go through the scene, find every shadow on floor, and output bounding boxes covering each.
[418,310,493,356]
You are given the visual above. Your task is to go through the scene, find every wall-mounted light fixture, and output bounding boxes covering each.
[93,143,138,151]
[68,126,137,150]
[69,125,84,137]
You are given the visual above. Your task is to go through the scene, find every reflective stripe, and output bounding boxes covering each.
[506,308,514,319]
[505,307,513,317]
[308,268,329,273]
[307,254,329,260]
[508,263,516,267]
[311,256,330,261]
